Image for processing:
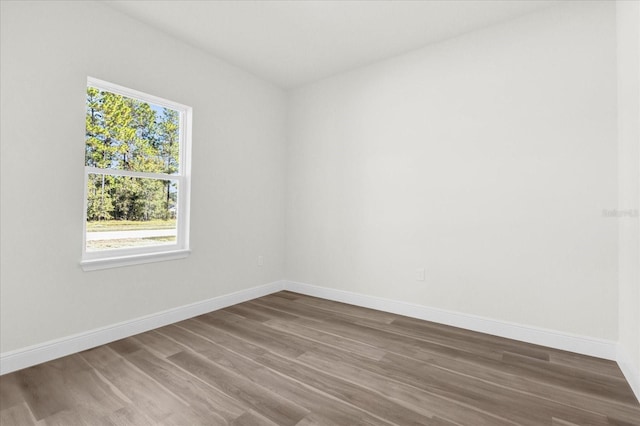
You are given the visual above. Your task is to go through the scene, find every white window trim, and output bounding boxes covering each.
[81,77,192,271]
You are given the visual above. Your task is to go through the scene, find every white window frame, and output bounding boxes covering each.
[81,77,192,271]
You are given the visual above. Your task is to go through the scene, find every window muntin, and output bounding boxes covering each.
[81,78,191,270]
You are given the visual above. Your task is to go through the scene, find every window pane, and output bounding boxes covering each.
[86,87,180,174]
[86,174,178,252]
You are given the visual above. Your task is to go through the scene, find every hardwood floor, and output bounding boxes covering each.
[1,291,639,425]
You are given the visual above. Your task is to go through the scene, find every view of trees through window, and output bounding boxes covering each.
[85,86,181,251]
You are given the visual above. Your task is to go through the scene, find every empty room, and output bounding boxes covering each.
[1,0,639,424]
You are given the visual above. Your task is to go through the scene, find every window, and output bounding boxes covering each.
[81,77,192,271]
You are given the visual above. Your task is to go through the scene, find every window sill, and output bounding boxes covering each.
[81,249,191,271]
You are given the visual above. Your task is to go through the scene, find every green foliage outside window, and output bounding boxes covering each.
[85,87,180,222]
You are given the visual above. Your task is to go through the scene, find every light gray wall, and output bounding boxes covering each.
[286,1,619,339]
[0,1,287,353]
[617,0,640,384]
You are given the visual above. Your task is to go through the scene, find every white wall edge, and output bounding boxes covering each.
[283,280,618,361]
[0,280,285,375]
[617,344,640,403]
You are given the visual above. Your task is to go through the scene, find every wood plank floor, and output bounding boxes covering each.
[1,291,639,425]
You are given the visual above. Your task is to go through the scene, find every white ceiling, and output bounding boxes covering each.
[104,0,560,89]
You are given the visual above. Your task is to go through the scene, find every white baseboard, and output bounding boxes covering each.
[0,280,285,375]
[617,345,640,403]
[283,280,618,361]
[0,278,625,384]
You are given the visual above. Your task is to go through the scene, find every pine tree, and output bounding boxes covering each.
[85,87,181,222]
